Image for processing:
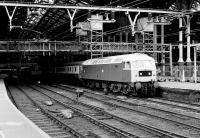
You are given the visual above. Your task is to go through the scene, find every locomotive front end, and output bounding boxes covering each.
[131,59,159,96]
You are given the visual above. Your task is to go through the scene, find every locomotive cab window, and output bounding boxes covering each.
[123,61,131,70]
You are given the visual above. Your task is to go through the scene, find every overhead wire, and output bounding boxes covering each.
[50,0,122,40]
[55,0,200,44]
[55,0,150,40]
[54,0,147,40]
[43,0,121,37]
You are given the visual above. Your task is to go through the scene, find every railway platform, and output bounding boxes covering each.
[0,79,50,138]
[159,81,200,103]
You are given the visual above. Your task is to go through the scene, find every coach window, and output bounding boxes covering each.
[80,66,83,71]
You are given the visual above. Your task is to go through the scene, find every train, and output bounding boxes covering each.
[55,53,159,96]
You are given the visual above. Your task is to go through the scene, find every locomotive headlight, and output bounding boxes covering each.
[153,82,159,88]
[135,82,141,90]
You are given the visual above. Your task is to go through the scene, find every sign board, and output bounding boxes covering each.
[90,14,103,30]
[76,22,90,36]
[137,17,154,32]
[197,46,200,51]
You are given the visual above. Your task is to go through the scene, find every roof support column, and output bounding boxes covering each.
[120,32,123,42]
[125,32,128,42]
[161,25,165,76]
[67,9,77,32]
[153,24,157,63]
[4,6,17,31]
[125,11,140,36]
[186,15,191,63]
[113,35,116,42]
[194,46,197,83]
[178,17,184,63]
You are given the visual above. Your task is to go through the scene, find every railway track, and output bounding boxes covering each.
[31,84,198,138]
[46,83,200,138]
[146,98,200,113]
[17,85,156,138]
[56,84,200,114]
[7,86,77,138]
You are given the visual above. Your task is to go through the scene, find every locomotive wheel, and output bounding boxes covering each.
[85,81,90,88]
[121,86,129,95]
[141,86,148,97]
[89,82,95,89]
[113,85,119,93]
[149,87,156,97]
[131,87,138,97]
[95,82,100,89]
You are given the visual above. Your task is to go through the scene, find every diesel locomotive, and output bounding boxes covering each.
[56,53,159,96]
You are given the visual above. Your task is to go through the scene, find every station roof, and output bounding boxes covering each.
[0,0,199,41]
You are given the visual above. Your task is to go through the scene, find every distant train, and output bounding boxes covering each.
[56,53,159,96]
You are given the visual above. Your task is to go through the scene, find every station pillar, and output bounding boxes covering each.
[186,15,192,80]
[186,15,191,63]
[108,36,111,42]
[153,24,157,63]
[135,33,138,43]
[161,25,165,76]
[125,32,128,42]
[120,32,123,42]
[178,17,184,63]
[178,17,184,80]
[113,35,116,42]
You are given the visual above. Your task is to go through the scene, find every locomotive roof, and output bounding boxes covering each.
[82,53,155,65]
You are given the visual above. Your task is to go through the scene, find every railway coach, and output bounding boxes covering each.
[55,61,82,84]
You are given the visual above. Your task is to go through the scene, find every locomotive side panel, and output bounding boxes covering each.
[122,69,132,82]
[107,63,123,82]
[82,65,98,80]
[81,63,132,83]
[98,64,110,81]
